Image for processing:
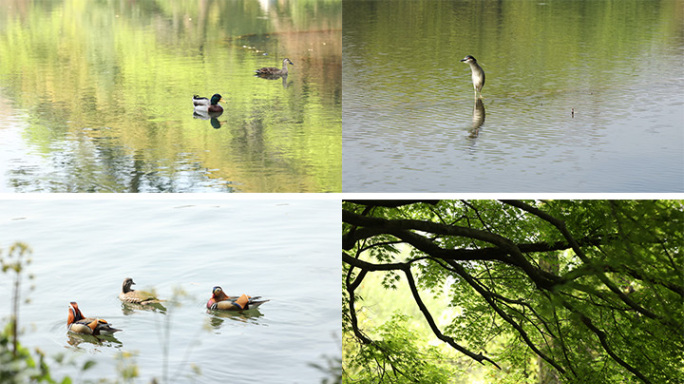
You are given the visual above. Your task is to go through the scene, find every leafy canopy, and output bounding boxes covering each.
[342,200,683,384]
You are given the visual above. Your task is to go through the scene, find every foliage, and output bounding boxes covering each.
[344,313,461,383]
[0,323,63,384]
[343,200,684,384]
[0,242,77,384]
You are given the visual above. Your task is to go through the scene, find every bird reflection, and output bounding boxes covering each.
[120,301,167,315]
[255,73,291,88]
[469,97,486,138]
[66,332,122,347]
[193,110,225,129]
[206,308,265,330]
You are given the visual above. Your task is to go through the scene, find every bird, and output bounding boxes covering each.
[460,55,485,97]
[255,58,294,77]
[206,286,269,311]
[67,302,121,335]
[119,277,165,305]
[193,94,224,113]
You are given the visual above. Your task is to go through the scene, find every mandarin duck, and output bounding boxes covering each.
[255,58,293,77]
[206,286,269,311]
[119,277,165,305]
[193,94,224,113]
[67,302,121,335]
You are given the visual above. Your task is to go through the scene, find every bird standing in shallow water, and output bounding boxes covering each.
[461,55,485,98]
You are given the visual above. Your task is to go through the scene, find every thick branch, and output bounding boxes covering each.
[501,200,661,321]
[345,254,372,345]
[345,200,440,208]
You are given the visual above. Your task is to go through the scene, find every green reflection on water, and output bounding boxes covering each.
[343,0,683,192]
[0,0,341,192]
[344,0,682,99]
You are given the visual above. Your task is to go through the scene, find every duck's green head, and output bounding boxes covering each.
[210,94,223,105]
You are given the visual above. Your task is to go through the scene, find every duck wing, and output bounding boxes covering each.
[193,95,210,107]
[245,299,269,309]
[255,67,279,74]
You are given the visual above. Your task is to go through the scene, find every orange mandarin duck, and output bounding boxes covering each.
[119,277,165,305]
[206,286,269,311]
[67,302,121,335]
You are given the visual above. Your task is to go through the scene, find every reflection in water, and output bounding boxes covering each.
[342,0,682,192]
[206,309,265,330]
[255,73,292,89]
[469,98,486,138]
[120,301,167,315]
[67,332,122,348]
[192,110,225,129]
[0,1,342,193]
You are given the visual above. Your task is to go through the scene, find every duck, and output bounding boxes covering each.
[193,94,224,113]
[67,302,121,335]
[206,286,269,311]
[119,277,165,305]
[255,58,294,77]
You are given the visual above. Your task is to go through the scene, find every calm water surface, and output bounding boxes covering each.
[0,0,342,192]
[343,0,684,192]
[0,199,341,383]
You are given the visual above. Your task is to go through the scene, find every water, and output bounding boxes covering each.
[343,0,684,192]
[0,198,341,383]
[0,0,342,193]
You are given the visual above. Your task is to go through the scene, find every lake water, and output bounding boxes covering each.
[0,0,342,193]
[343,0,684,192]
[0,198,341,383]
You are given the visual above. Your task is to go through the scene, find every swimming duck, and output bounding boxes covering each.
[119,277,165,305]
[67,302,121,335]
[193,94,224,113]
[255,58,294,77]
[206,286,269,311]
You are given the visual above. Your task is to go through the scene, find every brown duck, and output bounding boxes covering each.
[255,58,294,77]
[119,277,165,305]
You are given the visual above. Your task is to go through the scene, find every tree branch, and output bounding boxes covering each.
[401,264,502,370]
[500,200,662,321]
[345,200,440,208]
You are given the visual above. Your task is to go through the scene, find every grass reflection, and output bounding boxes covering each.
[0,0,341,192]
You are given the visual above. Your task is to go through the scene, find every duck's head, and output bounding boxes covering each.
[122,277,135,293]
[212,286,228,301]
[210,94,224,105]
[68,302,83,325]
[283,58,294,66]
[460,55,477,64]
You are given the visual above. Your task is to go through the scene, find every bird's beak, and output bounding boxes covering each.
[460,58,467,62]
